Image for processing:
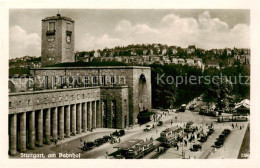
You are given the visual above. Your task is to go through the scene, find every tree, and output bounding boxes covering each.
[203,75,233,111]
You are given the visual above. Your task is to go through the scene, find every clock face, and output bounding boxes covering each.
[66,35,71,43]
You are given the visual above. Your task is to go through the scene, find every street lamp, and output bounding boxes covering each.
[182,131,185,159]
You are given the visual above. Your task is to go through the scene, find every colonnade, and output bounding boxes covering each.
[9,100,100,155]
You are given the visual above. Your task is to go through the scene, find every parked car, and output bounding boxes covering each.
[94,138,104,147]
[103,135,112,142]
[223,129,231,136]
[119,129,125,136]
[157,121,163,126]
[189,104,195,110]
[198,135,208,142]
[179,104,186,112]
[216,134,226,142]
[144,124,153,131]
[207,128,214,136]
[214,140,224,148]
[189,144,202,151]
[82,141,95,151]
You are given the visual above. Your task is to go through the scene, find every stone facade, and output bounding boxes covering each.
[41,14,75,66]
[8,86,128,155]
[30,66,151,125]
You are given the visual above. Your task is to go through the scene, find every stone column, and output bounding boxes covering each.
[71,104,76,136]
[82,103,87,132]
[9,114,17,156]
[76,104,81,134]
[58,106,64,139]
[96,101,101,128]
[87,102,92,131]
[92,101,96,128]
[52,108,58,141]
[36,110,43,147]
[44,108,51,144]
[19,112,26,152]
[28,111,35,149]
[65,106,70,138]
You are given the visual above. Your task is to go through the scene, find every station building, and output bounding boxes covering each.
[8,14,151,155]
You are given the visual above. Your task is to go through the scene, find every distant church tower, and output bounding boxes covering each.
[41,14,75,66]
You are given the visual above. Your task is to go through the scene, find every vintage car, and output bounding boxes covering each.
[214,140,224,148]
[189,144,202,152]
[103,135,112,142]
[94,138,104,147]
[222,129,231,136]
[144,124,153,131]
[207,128,214,136]
[198,135,208,142]
[82,141,95,151]
[157,121,163,126]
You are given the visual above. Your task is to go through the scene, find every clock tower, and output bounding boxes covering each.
[41,14,75,66]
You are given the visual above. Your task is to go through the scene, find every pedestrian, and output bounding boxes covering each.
[240,126,242,130]
[119,138,121,143]
[171,119,173,125]
[232,123,234,129]
[176,145,179,151]
[236,123,238,128]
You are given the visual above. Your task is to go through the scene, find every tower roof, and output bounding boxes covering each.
[42,14,74,23]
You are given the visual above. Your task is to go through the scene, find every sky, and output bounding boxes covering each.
[9,9,250,59]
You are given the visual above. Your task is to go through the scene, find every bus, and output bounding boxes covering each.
[113,139,155,159]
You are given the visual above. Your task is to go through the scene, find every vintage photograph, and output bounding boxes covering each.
[8,9,250,159]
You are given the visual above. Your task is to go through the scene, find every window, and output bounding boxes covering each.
[102,100,108,128]
[48,22,55,31]
[111,100,116,128]
[27,100,31,106]
[101,75,106,86]
[75,76,81,87]
[92,76,97,86]
[110,76,115,86]
[84,76,89,87]
[46,22,56,36]
[52,76,57,88]
[60,76,64,86]
[44,76,49,89]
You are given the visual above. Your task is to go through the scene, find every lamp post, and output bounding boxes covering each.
[182,131,185,159]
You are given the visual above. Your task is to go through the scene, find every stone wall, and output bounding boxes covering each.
[100,86,129,129]
[41,18,75,66]
[30,66,151,125]
[9,87,100,115]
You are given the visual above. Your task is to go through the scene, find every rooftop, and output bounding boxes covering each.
[114,139,144,149]
[42,14,74,22]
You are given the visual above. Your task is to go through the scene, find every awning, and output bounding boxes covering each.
[235,99,250,109]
